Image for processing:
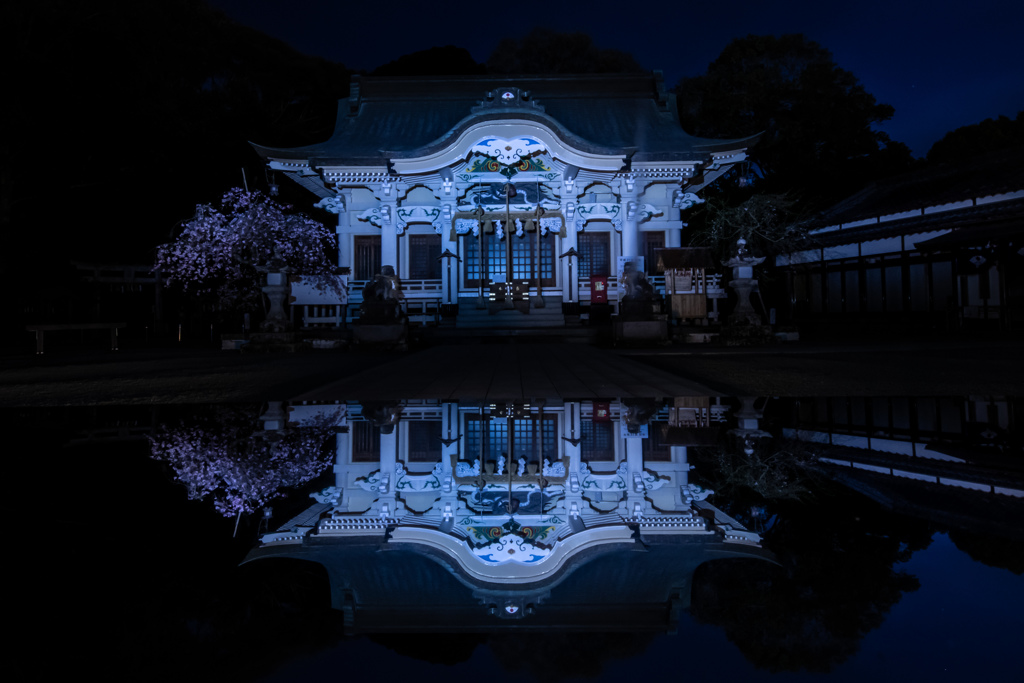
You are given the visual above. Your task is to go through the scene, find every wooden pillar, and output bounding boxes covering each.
[666,220,682,248]
[441,202,457,305]
[378,178,402,273]
[561,204,579,303]
[334,431,351,494]
[901,236,913,313]
[619,176,640,260]
[381,207,398,273]
[378,427,398,516]
[335,190,353,269]
[820,248,829,317]
[621,211,639,260]
[880,260,888,313]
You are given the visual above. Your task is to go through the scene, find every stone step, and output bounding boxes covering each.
[455,303,565,329]
[457,313,565,328]
[423,326,599,343]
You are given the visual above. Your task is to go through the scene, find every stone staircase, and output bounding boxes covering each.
[455,300,566,329]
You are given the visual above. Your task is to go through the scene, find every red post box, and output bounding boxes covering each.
[590,275,608,303]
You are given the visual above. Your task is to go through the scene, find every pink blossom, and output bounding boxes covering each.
[149,406,341,517]
[155,188,341,311]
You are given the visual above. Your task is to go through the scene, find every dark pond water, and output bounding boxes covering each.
[17,396,1022,682]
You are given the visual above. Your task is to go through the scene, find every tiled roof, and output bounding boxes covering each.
[815,148,1024,226]
[252,73,758,166]
[809,196,1024,249]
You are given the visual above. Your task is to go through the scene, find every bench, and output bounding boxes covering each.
[26,322,127,354]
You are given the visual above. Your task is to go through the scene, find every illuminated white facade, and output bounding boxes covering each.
[255,74,755,327]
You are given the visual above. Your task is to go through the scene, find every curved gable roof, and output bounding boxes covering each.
[252,73,759,168]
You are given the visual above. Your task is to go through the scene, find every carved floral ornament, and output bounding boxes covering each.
[451,212,566,241]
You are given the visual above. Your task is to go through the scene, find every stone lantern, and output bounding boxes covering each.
[727,396,772,452]
[723,238,765,326]
[259,267,293,333]
[248,255,302,351]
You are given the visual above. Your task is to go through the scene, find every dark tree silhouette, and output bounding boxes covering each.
[372,45,486,77]
[926,111,1024,164]
[487,28,644,75]
[691,489,932,672]
[675,34,913,206]
[948,528,1024,575]
[5,0,350,264]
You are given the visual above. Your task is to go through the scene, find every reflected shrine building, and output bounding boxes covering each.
[246,398,773,632]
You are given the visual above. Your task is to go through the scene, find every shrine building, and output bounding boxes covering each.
[253,73,756,328]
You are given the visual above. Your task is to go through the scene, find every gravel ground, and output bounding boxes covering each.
[0,338,1020,405]
[0,348,395,405]
[621,338,1024,397]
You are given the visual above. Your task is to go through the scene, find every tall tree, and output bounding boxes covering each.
[675,34,913,206]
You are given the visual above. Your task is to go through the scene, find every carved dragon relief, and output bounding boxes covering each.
[356,462,444,494]
[572,461,667,495]
[572,202,663,232]
[357,205,447,235]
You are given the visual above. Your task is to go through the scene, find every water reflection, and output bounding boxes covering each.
[241,397,773,633]
[151,397,1021,634]
[148,402,341,518]
[30,395,1022,680]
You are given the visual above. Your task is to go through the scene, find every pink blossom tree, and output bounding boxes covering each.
[149,406,340,517]
[155,188,340,312]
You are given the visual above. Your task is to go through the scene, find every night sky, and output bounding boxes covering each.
[206,0,1024,157]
